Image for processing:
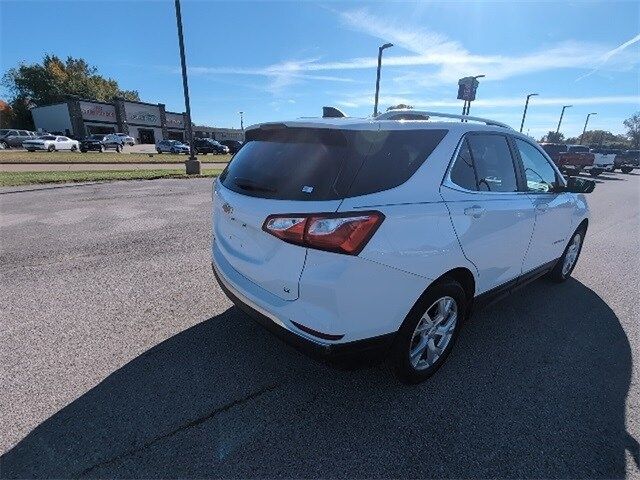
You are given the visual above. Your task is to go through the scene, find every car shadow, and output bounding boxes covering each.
[572,172,625,182]
[1,279,635,479]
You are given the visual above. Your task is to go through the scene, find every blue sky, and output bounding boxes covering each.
[1,1,639,138]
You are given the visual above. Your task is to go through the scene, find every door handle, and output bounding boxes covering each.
[536,203,549,213]
[464,205,485,218]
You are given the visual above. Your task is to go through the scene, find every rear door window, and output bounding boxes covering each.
[466,134,518,192]
[449,139,478,191]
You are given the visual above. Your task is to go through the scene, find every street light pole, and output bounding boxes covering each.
[464,74,485,117]
[174,0,200,174]
[580,112,597,145]
[239,111,244,131]
[373,43,393,117]
[556,105,573,134]
[519,93,538,133]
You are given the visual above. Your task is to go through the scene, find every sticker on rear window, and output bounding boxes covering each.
[301,186,314,193]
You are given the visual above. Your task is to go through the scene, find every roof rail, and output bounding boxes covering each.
[375,110,512,129]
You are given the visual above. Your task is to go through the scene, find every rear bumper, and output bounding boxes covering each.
[211,260,394,365]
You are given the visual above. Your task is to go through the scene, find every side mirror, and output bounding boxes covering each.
[562,176,596,194]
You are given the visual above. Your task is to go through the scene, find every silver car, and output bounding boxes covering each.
[0,129,38,149]
[156,139,190,154]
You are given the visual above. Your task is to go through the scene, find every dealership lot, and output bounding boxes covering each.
[1,173,638,477]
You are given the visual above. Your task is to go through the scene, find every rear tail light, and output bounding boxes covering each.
[262,211,384,255]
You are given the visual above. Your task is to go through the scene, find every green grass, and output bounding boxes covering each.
[0,169,223,187]
[0,151,232,164]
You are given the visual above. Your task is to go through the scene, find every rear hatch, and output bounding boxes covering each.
[213,124,447,301]
[214,126,354,300]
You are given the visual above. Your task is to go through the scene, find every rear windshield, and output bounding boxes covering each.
[219,126,447,200]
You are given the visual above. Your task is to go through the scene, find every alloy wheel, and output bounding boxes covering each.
[409,296,458,370]
[562,233,582,276]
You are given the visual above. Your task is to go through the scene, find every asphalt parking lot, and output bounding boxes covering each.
[1,172,638,478]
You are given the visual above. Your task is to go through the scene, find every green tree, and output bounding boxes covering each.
[565,130,630,147]
[540,131,565,143]
[2,54,140,128]
[623,112,640,148]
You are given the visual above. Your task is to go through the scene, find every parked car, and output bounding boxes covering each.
[156,139,190,154]
[0,129,38,149]
[115,133,135,146]
[540,143,591,174]
[23,135,80,152]
[613,149,639,173]
[211,110,595,384]
[219,139,243,154]
[540,143,613,177]
[192,138,229,155]
[80,134,124,153]
[210,140,229,154]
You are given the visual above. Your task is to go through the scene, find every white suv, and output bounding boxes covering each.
[211,110,594,383]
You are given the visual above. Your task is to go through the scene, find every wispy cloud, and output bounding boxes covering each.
[336,8,639,86]
[335,94,640,110]
[179,7,639,96]
[186,59,357,95]
[576,33,640,81]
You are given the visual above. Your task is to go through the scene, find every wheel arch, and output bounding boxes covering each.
[401,267,476,331]
[577,217,589,233]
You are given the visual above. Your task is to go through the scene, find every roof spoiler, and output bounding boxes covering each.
[322,106,347,118]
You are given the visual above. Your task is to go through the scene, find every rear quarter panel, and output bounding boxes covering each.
[339,201,477,290]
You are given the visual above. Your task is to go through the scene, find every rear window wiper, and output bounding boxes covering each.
[233,177,277,193]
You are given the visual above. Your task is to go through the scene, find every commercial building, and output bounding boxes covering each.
[193,125,244,142]
[30,98,243,144]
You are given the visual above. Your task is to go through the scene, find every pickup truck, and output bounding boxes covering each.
[613,149,639,174]
[540,143,614,177]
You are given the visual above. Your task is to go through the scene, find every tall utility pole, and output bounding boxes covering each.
[239,111,244,131]
[519,93,538,133]
[464,74,485,117]
[556,105,572,134]
[580,112,597,144]
[174,0,200,174]
[373,43,393,117]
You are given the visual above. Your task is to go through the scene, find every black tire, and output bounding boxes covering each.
[116,145,122,153]
[99,145,105,153]
[47,145,55,152]
[202,152,208,155]
[27,149,35,152]
[589,168,602,177]
[390,279,467,384]
[621,167,633,174]
[156,149,162,154]
[70,145,77,152]
[549,225,586,283]
[80,149,87,153]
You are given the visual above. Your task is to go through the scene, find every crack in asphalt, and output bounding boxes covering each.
[76,382,281,478]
